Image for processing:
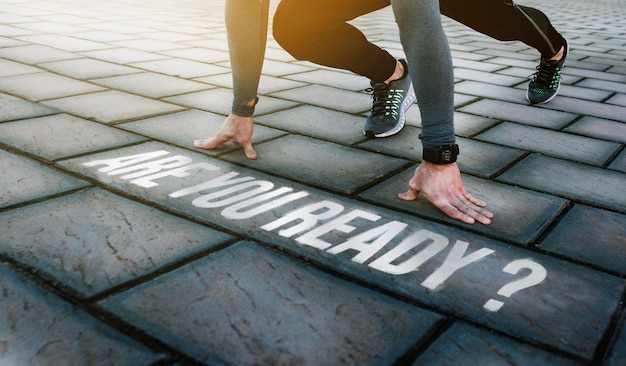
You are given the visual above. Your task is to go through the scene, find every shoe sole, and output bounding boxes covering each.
[364,88,417,138]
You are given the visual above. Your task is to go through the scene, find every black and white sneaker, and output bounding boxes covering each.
[527,38,568,105]
[363,59,416,138]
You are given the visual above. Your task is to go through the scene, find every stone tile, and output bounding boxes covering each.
[101,242,442,365]
[255,105,365,145]
[42,90,185,124]
[269,84,371,114]
[498,154,626,213]
[459,99,578,129]
[0,58,41,77]
[0,44,82,64]
[14,21,86,34]
[539,205,626,275]
[119,109,286,156]
[129,58,230,78]
[609,150,626,173]
[476,122,620,166]
[577,78,626,94]
[539,96,626,122]
[60,142,624,360]
[607,93,626,107]
[359,128,524,177]
[197,73,307,95]
[0,92,59,122]
[0,114,146,160]
[452,112,499,137]
[164,88,299,116]
[606,322,626,366]
[39,58,141,79]
[0,263,167,364]
[259,59,315,77]
[68,29,138,42]
[16,34,111,52]
[0,188,233,296]
[0,72,105,101]
[0,24,35,37]
[285,69,370,91]
[80,48,170,64]
[158,47,230,63]
[109,39,188,52]
[0,150,88,209]
[414,323,583,365]
[454,68,527,86]
[223,135,408,194]
[92,72,211,98]
[360,167,566,245]
[565,116,626,144]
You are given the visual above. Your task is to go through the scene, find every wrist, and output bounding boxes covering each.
[422,144,459,165]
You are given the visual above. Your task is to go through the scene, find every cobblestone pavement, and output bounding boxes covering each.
[1,0,625,365]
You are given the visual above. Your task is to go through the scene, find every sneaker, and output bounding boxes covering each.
[527,38,569,105]
[363,59,416,138]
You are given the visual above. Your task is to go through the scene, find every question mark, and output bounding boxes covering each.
[483,259,547,312]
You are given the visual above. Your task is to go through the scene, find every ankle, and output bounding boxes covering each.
[383,60,404,84]
[548,46,565,61]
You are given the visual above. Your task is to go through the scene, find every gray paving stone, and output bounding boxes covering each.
[59,142,623,360]
[92,72,211,98]
[0,150,88,209]
[119,109,286,156]
[476,122,620,166]
[577,78,626,94]
[197,73,307,95]
[16,34,110,52]
[164,88,299,116]
[607,93,626,107]
[39,58,141,79]
[129,58,230,78]
[101,242,442,365]
[269,84,372,114]
[0,263,167,365]
[413,323,583,365]
[540,95,626,122]
[0,44,82,64]
[0,72,106,101]
[498,154,626,213]
[565,116,626,144]
[454,68,525,86]
[459,99,578,130]
[540,204,626,275]
[0,188,232,296]
[224,135,408,194]
[0,58,40,77]
[452,112,499,137]
[68,29,138,42]
[0,92,59,122]
[609,150,626,173]
[158,47,230,63]
[359,128,524,177]
[360,166,566,245]
[254,105,365,145]
[108,39,188,52]
[42,90,185,124]
[0,114,146,160]
[284,69,370,91]
[14,21,87,34]
[606,321,626,366]
[80,48,170,64]
[258,59,316,77]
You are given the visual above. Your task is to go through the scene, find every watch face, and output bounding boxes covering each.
[442,148,453,162]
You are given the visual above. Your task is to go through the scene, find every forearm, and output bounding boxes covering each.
[225,0,269,117]
[391,0,455,148]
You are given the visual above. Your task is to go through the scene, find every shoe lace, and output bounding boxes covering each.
[367,82,404,119]
[530,60,563,91]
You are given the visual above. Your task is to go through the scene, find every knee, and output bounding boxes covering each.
[272,3,323,60]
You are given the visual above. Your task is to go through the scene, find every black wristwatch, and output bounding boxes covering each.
[422,144,460,164]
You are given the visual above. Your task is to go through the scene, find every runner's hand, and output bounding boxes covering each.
[194,113,257,159]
